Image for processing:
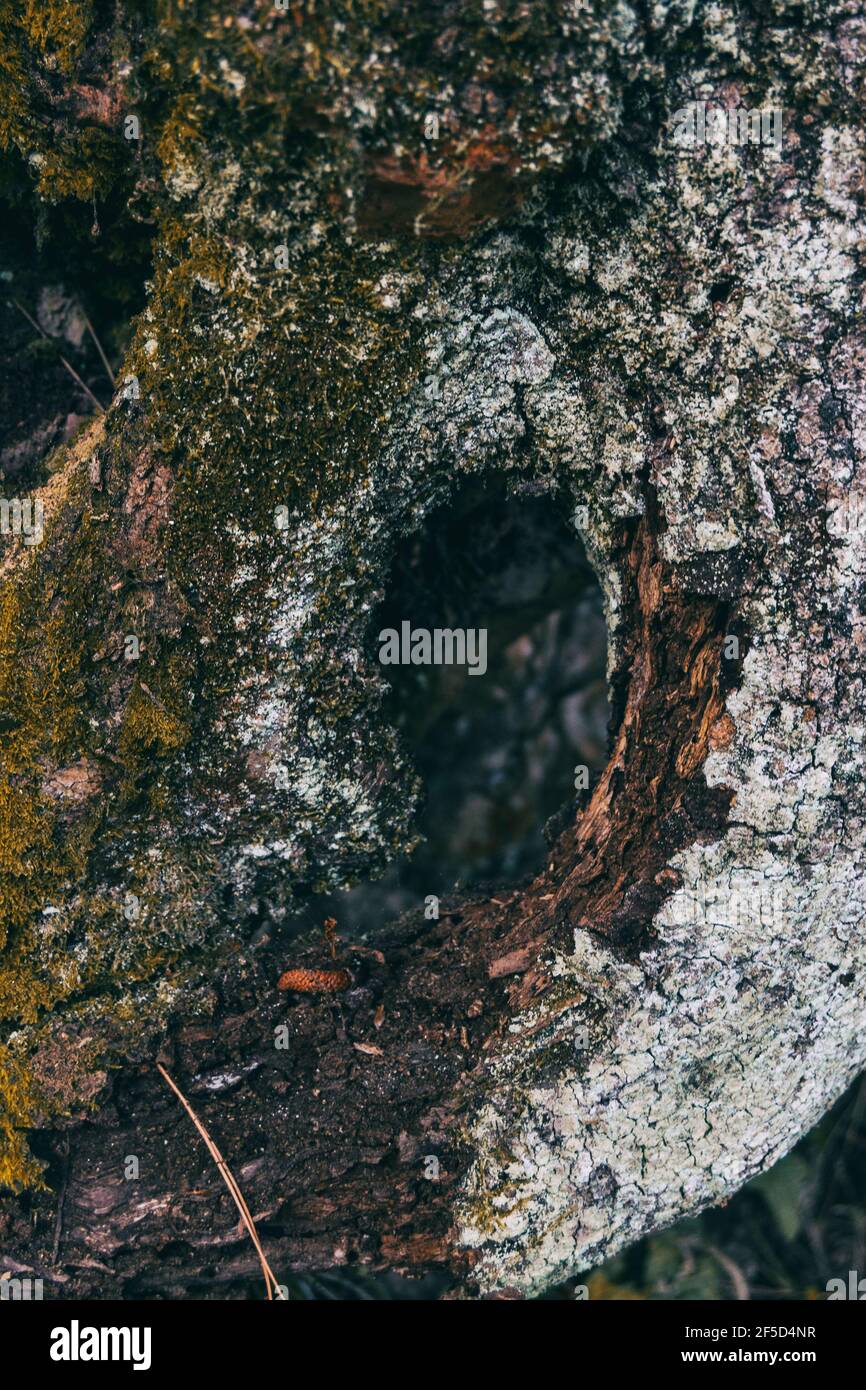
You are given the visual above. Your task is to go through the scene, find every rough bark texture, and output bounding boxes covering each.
[0,0,864,1299]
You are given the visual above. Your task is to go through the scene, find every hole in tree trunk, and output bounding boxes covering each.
[288,480,611,936]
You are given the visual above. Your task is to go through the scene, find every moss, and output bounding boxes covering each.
[0,3,54,154]
[0,0,595,1191]
[0,0,669,1190]
[4,167,430,1177]
[20,0,93,75]
[0,782,60,946]
[31,127,124,203]
[0,560,96,948]
[0,944,70,1024]
[0,469,108,1172]
[0,0,130,217]
[0,1046,46,1190]
[117,682,190,788]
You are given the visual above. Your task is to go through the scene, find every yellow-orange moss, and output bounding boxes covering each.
[0,1046,46,1191]
[20,0,93,74]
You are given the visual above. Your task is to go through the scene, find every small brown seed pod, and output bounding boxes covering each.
[277,967,352,994]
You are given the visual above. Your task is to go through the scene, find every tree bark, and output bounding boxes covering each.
[0,0,864,1299]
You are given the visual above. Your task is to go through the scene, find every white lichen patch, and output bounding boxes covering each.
[455,51,866,1294]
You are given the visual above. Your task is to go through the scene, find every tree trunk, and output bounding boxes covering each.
[0,0,864,1299]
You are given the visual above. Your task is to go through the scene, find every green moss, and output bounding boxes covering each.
[0,561,96,949]
[0,940,71,1024]
[0,781,60,946]
[0,437,226,1182]
[0,7,35,159]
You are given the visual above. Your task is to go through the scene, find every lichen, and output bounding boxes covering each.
[0,0,863,1295]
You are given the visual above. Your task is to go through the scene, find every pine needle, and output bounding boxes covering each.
[81,306,116,387]
[155,1062,286,1300]
[10,299,105,414]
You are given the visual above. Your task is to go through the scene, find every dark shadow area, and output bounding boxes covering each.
[0,164,152,492]
[288,480,610,937]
